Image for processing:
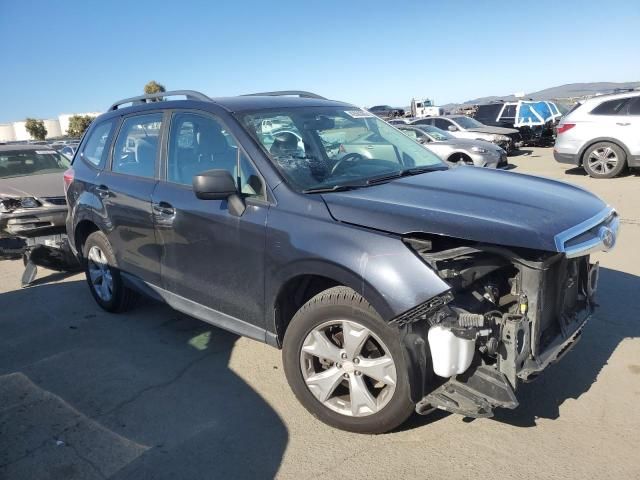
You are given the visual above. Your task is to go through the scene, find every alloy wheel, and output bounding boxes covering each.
[587,146,618,175]
[87,245,113,302]
[299,319,397,417]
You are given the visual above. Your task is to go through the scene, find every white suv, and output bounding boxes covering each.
[554,91,640,178]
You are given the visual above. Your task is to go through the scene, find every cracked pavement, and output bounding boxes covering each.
[1,148,639,479]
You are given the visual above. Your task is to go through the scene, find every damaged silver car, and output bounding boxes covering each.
[0,145,70,239]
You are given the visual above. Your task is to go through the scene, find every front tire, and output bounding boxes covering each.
[283,287,414,433]
[83,231,138,312]
[583,142,627,178]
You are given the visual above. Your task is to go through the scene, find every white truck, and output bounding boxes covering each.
[411,98,444,118]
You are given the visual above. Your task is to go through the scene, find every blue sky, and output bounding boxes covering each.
[1,0,638,122]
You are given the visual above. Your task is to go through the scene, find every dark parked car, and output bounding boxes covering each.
[65,90,618,433]
[473,101,561,147]
[367,104,405,119]
[0,145,69,239]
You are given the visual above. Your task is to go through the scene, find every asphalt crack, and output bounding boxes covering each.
[68,442,107,480]
[95,349,220,419]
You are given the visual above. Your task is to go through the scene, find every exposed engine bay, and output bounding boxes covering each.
[399,235,600,418]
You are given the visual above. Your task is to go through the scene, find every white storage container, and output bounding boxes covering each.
[427,325,476,378]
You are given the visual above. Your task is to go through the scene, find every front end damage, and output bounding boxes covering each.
[396,209,618,418]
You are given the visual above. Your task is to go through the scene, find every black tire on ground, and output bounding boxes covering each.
[282,286,414,434]
[82,230,138,312]
[582,142,627,179]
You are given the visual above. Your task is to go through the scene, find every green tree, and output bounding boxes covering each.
[25,118,47,141]
[67,115,96,138]
[144,81,166,101]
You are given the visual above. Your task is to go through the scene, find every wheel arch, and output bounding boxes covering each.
[73,219,101,259]
[447,152,472,164]
[270,263,399,347]
[578,137,631,166]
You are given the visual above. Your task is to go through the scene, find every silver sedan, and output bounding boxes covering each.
[397,124,508,168]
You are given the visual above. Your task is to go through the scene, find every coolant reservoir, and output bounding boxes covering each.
[428,325,476,378]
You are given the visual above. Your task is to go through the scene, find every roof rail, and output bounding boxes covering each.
[109,90,212,111]
[242,90,327,100]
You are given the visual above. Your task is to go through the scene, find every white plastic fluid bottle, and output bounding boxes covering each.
[427,325,476,378]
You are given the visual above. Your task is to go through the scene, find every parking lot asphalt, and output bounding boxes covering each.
[1,148,639,480]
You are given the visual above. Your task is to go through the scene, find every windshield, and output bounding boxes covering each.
[451,116,484,129]
[240,106,446,191]
[0,149,70,178]
[415,125,455,141]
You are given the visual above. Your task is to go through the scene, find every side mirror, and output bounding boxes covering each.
[448,125,458,132]
[193,169,237,200]
[193,169,246,216]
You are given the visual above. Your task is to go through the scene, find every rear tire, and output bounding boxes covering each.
[283,286,414,433]
[83,231,138,312]
[583,142,627,178]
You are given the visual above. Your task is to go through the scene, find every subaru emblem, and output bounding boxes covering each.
[598,226,615,250]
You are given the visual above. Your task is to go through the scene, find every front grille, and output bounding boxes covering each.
[43,196,67,206]
[555,208,618,258]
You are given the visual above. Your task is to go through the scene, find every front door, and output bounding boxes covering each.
[153,111,269,331]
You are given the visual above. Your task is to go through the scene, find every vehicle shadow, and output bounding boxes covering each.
[492,267,640,427]
[565,166,640,177]
[0,278,288,479]
[508,148,534,157]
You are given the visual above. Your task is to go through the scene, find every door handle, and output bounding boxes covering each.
[152,201,176,217]
[96,185,110,198]
[616,122,631,126]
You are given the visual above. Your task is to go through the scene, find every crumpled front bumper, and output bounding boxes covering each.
[0,206,67,238]
[517,315,588,383]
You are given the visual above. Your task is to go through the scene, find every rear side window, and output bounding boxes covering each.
[112,113,163,178]
[627,98,640,115]
[433,118,451,130]
[81,120,115,168]
[590,98,630,116]
[499,104,516,120]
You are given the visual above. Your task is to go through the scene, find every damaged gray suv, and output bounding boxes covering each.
[65,90,619,433]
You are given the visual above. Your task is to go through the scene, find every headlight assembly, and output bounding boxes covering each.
[0,197,41,212]
[19,197,41,208]
[471,146,488,153]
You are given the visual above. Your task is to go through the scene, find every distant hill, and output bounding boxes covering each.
[442,81,640,111]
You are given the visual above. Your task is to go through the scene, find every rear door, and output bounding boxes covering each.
[621,97,640,157]
[98,112,164,286]
[152,110,269,331]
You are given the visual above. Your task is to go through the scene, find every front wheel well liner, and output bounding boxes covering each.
[273,275,342,346]
[448,152,472,164]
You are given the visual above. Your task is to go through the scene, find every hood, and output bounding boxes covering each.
[321,167,607,252]
[435,138,502,151]
[466,126,519,135]
[0,172,65,199]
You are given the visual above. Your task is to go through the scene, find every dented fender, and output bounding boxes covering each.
[264,189,450,331]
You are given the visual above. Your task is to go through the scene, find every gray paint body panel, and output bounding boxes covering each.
[321,167,607,253]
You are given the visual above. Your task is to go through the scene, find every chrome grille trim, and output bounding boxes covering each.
[554,207,619,258]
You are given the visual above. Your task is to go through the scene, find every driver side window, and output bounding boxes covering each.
[167,112,266,200]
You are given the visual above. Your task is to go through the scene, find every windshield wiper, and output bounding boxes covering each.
[366,165,445,185]
[302,183,367,194]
